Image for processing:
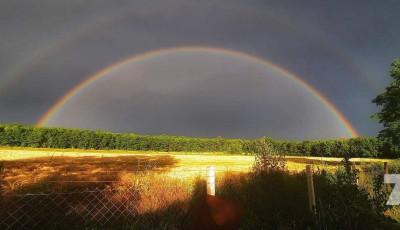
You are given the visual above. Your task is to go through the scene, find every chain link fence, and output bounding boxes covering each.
[0,163,245,230]
[0,185,194,230]
[0,158,201,230]
[1,158,396,229]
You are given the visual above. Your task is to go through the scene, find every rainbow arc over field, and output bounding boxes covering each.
[36,46,359,138]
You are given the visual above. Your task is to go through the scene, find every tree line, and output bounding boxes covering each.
[0,123,387,158]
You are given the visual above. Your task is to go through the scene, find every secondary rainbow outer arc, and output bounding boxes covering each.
[1,3,380,101]
[36,46,359,138]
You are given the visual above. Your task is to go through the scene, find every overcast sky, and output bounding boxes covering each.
[0,0,399,140]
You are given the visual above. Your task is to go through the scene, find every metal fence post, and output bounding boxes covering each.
[306,165,316,214]
[207,166,215,196]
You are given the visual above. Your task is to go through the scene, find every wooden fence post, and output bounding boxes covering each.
[207,166,215,196]
[306,165,316,214]
[384,162,392,193]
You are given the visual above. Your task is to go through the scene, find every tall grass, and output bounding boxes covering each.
[1,147,399,229]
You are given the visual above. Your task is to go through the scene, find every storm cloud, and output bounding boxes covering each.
[1,0,399,140]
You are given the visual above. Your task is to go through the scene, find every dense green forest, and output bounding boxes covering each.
[0,123,385,158]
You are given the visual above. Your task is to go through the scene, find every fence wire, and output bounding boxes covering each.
[0,186,192,230]
[0,158,196,230]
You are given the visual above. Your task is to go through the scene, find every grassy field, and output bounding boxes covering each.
[0,147,392,194]
[1,147,398,228]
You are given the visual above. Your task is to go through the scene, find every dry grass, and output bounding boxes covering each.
[0,155,179,194]
[0,147,392,194]
[1,148,397,229]
[0,151,195,228]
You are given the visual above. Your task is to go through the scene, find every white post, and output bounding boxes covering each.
[207,166,215,196]
[351,164,359,185]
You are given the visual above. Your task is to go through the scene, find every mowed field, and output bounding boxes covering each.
[0,147,391,194]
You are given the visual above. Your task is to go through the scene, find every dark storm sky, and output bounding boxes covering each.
[0,0,399,140]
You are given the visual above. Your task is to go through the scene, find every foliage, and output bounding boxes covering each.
[215,165,396,229]
[0,161,3,206]
[253,137,286,173]
[215,143,396,228]
[372,174,390,214]
[372,59,400,158]
[0,123,383,158]
[312,169,394,229]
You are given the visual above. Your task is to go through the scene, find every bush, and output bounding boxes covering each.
[213,151,397,229]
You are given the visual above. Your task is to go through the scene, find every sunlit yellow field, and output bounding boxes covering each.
[0,147,393,194]
[2,147,399,227]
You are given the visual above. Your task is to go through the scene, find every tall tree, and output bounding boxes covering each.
[371,59,400,157]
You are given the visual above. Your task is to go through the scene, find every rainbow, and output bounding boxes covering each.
[0,14,121,99]
[36,46,359,137]
[1,7,380,101]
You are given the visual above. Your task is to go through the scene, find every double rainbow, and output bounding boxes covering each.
[36,46,359,138]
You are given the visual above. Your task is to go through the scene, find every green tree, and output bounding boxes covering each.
[301,140,312,156]
[371,59,400,158]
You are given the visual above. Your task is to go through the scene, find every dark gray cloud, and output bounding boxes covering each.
[0,0,399,140]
